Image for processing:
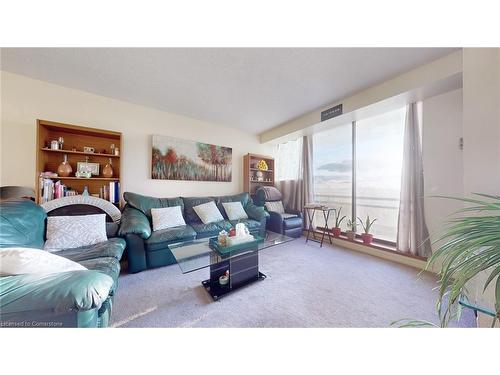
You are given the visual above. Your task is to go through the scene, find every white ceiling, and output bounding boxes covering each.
[1,48,456,134]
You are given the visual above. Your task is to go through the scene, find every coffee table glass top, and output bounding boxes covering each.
[169,231,295,274]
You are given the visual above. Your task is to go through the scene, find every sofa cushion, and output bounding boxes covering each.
[265,200,285,214]
[0,247,87,276]
[193,201,224,224]
[56,238,126,263]
[182,196,214,223]
[151,206,186,231]
[44,214,108,251]
[123,192,184,219]
[190,221,232,238]
[0,198,47,249]
[78,256,121,287]
[283,216,303,229]
[217,192,250,218]
[144,225,197,251]
[229,219,261,232]
[222,202,248,221]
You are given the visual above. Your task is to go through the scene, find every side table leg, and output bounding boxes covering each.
[305,209,316,243]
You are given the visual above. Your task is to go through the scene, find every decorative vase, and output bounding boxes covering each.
[82,186,90,196]
[102,158,114,178]
[346,230,356,241]
[332,227,342,238]
[57,154,73,177]
[361,233,373,245]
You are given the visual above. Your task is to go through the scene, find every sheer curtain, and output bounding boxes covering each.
[275,136,314,226]
[397,102,431,257]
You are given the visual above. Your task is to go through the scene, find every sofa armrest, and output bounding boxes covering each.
[0,270,113,316]
[267,211,284,234]
[286,209,303,219]
[245,203,270,221]
[118,205,152,240]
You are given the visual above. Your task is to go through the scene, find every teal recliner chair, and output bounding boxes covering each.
[0,198,125,328]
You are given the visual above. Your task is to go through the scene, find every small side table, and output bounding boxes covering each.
[304,205,335,247]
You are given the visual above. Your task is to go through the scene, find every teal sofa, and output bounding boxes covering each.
[118,192,269,273]
[0,199,125,328]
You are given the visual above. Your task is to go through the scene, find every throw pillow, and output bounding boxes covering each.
[222,202,248,221]
[0,247,87,276]
[193,201,224,224]
[44,214,107,251]
[265,200,285,214]
[151,206,186,231]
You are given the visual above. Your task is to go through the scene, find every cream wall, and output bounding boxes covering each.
[0,71,274,197]
[422,89,464,250]
[462,48,500,321]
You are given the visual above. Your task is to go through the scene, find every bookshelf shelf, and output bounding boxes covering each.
[36,119,123,205]
[43,177,120,181]
[40,148,120,158]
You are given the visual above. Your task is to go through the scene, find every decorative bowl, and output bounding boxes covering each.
[219,275,229,286]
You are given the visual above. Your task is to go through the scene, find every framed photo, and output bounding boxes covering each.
[77,161,100,176]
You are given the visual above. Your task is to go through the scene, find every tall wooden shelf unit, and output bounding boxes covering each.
[243,153,275,195]
[36,119,122,205]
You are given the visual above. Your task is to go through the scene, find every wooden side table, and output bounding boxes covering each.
[304,205,336,247]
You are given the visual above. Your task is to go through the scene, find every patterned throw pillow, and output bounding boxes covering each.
[0,247,87,276]
[193,201,224,224]
[151,206,186,231]
[44,214,108,251]
[222,202,248,221]
[265,200,285,214]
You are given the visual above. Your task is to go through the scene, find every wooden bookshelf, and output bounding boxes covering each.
[243,153,275,195]
[36,119,122,205]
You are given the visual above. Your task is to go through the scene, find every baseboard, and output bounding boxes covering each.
[303,231,428,271]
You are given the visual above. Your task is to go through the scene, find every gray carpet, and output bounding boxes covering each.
[111,238,474,327]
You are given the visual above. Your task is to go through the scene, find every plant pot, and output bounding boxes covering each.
[361,233,373,245]
[346,230,356,241]
[332,227,342,238]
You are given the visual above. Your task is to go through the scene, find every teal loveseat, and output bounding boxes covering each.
[0,198,125,328]
[118,192,269,273]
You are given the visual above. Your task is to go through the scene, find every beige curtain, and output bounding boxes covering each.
[276,135,314,226]
[397,102,431,257]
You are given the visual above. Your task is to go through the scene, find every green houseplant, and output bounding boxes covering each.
[395,193,500,328]
[331,207,346,238]
[357,215,377,245]
[346,219,356,241]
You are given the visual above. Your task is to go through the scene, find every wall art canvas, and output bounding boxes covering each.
[152,135,232,182]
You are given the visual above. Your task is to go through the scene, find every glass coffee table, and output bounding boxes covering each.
[169,231,295,301]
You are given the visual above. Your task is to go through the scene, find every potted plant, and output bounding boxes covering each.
[331,207,346,238]
[393,194,500,328]
[345,219,356,241]
[357,215,377,245]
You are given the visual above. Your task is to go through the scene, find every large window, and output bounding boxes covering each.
[356,108,406,242]
[313,107,406,243]
[313,122,352,231]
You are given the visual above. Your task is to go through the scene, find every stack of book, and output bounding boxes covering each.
[39,178,78,203]
[99,181,120,204]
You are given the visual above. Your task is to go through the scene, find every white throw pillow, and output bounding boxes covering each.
[222,202,248,221]
[151,206,186,231]
[0,247,87,276]
[193,201,224,224]
[265,200,285,214]
[44,214,107,251]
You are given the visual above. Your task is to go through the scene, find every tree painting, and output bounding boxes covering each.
[152,135,232,182]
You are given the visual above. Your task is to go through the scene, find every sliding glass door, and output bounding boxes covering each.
[312,122,352,231]
[313,107,406,244]
[356,108,406,242]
